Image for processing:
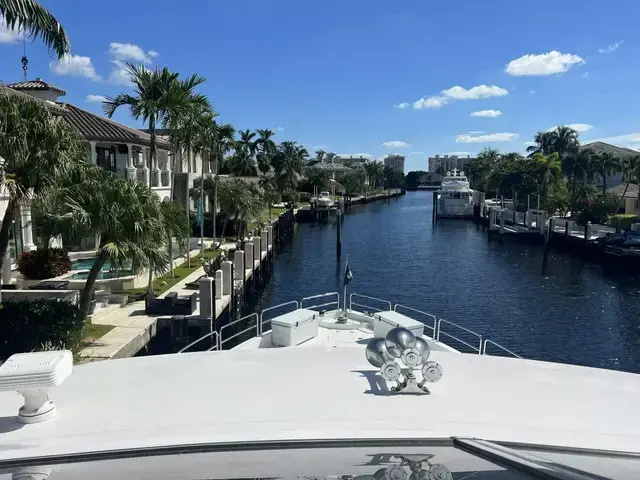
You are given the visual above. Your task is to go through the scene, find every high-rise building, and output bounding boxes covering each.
[384,154,405,172]
[428,154,474,174]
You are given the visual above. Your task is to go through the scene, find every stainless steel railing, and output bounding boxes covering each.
[394,303,437,338]
[482,339,521,358]
[260,300,299,334]
[437,318,483,354]
[178,331,219,353]
[300,292,340,311]
[349,293,392,313]
[220,313,259,349]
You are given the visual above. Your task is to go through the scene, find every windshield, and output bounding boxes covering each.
[0,438,634,479]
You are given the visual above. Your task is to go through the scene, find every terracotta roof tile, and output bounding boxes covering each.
[7,78,66,95]
[59,103,171,149]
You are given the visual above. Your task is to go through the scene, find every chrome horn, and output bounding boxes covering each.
[365,328,443,395]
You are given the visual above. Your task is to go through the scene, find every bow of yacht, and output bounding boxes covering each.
[0,291,639,479]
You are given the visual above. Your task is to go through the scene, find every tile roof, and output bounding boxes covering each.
[6,78,66,95]
[59,103,171,149]
[1,85,67,114]
[608,183,639,199]
[582,141,640,158]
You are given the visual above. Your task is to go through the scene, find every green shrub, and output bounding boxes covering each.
[17,248,72,280]
[608,214,640,231]
[0,299,84,361]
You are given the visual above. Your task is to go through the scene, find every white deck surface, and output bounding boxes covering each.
[1,343,640,461]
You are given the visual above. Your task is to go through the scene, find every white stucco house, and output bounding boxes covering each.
[1,79,211,279]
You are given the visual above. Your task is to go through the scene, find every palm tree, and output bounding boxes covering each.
[0,94,85,287]
[256,129,276,177]
[237,129,257,157]
[562,149,593,196]
[103,63,208,188]
[552,126,580,157]
[53,169,167,319]
[217,179,262,241]
[272,141,308,192]
[1,0,70,58]
[159,200,189,281]
[592,152,621,195]
[315,150,326,163]
[526,131,556,157]
[616,155,640,212]
[532,152,562,202]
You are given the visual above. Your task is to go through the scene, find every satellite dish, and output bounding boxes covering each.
[385,327,416,358]
[365,337,392,367]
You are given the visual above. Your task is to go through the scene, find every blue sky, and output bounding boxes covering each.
[1,0,639,172]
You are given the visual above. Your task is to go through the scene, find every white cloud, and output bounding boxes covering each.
[85,94,107,103]
[382,141,411,148]
[599,40,623,54]
[547,123,593,133]
[524,141,536,146]
[456,133,518,143]
[50,54,101,80]
[584,133,640,150]
[505,51,584,76]
[276,126,285,131]
[108,42,157,64]
[409,151,425,155]
[108,59,133,86]
[471,109,502,118]
[414,85,508,110]
[0,19,21,44]
[441,85,508,100]
[467,131,485,134]
[394,102,409,109]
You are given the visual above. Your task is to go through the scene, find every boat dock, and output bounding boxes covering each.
[78,210,296,362]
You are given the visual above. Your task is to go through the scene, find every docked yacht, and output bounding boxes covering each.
[1,290,639,479]
[437,169,474,218]
[316,191,335,208]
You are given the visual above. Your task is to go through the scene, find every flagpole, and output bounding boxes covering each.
[343,254,348,313]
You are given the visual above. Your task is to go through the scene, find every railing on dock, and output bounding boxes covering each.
[349,293,391,313]
[177,291,520,359]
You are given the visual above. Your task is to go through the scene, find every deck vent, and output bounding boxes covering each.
[0,350,73,424]
[365,327,442,395]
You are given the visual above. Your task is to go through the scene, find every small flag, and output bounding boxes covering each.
[344,261,353,286]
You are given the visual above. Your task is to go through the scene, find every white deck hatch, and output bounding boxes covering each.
[271,308,319,346]
[374,311,425,338]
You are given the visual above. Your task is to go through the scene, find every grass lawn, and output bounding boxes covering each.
[82,323,114,340]
[122,249,222,297]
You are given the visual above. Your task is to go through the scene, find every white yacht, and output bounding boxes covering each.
[1,291,639,479]
[316,191,335,208]
[437,169,474,218]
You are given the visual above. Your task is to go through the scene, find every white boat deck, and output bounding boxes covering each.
[1,344,640,462]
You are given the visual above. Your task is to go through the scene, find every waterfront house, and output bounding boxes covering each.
[607,184,639,215]
[582,141,640,190]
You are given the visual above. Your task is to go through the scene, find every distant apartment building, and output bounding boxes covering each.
[384,154,405,172]
[428,154,475,174]
[336,154,369,168]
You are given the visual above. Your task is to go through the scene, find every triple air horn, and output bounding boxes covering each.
[365,327,443,394]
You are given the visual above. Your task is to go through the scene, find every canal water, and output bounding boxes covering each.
[257,191,640,373]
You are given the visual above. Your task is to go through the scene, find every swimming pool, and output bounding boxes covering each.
[70,269,134,280]
[71,258,113,271]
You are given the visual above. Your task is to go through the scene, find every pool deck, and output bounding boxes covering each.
[78,242,269,363]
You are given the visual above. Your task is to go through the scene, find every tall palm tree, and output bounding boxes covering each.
[272,141,308,192]
[562,149,593,195]
[256,128,276,176]
[593,152,621,195]
[159,200,189,281]
[552,126,580,157]
[103,63,208,187]
[51,169,167,319]
[237,129,257,157]
[0,94,85,287]
[616,155,640,212]
[1,0,70,58]
[526,131,556,157]
[532,152,562,202]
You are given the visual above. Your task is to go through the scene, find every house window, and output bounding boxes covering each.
[97,146,117,172]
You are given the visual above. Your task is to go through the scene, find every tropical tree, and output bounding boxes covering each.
[0,94,85,286]
[526,131,556,157]
[616,155,640,212]
[259,176,281,221]
[0,0,70,58]
[237,129,257,157]
[272,141,308,192]
[103,63,208,188]
[532,152,562,206]
[552,126,580,157]
[228,149,257,176]
[592,152,621,195]
[364,161,384,189]
[217,179,262,241]
[52,169,167,319]
[160,200,190,279]
[467,147,500,191]
[315,150,326,163]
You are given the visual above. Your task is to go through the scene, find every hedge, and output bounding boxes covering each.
[608,214,640,231]
[0,299,84,361]
[17,248,72,280]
